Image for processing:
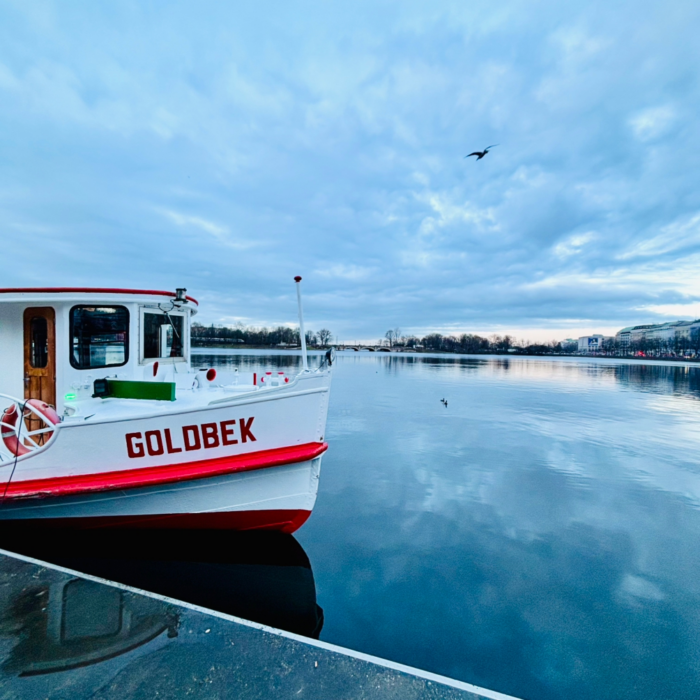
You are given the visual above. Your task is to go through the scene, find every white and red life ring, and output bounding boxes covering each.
[1,400,59,456]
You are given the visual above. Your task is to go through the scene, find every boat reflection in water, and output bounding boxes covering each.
[0,528,323,676]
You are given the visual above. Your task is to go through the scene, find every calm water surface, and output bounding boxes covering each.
[196,351,700,700]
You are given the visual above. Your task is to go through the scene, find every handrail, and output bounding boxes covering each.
[0,393,61,462]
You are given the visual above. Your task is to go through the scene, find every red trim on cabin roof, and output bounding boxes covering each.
[0,287,199,305]
[3,441,327,500]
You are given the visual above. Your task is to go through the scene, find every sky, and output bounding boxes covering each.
[1,1,699,343]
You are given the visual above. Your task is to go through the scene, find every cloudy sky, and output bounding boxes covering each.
[1,1,699,342]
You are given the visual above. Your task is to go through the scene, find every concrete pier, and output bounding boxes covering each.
[0,547,521,700]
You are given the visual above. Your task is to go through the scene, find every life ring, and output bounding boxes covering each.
[1,400,59,456]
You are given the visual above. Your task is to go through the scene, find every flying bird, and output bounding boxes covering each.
[465,144,498,160]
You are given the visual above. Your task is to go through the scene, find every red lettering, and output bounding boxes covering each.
[145,430,164,456]
[164,428,183,454]
[220,419,238,445]
[239,417,256,443]
[126,432,145,458]
[201,422,220,449]
[183,425,201,451]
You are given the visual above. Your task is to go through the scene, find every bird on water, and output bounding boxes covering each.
[465,145,498,160]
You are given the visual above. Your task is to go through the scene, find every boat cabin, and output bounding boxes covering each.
[0,288,198,415]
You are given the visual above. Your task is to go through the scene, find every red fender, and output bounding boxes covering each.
[1,400,58,457]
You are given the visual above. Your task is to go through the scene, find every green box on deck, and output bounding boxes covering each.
[107,380,176,402]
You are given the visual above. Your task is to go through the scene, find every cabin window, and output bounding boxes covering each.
[70,306,129,369]
[29,316,49,368]
[142,312,185,360]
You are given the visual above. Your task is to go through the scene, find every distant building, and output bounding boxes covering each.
[616,325,652,348]
[616,320,700,348]
[578,335,608,353]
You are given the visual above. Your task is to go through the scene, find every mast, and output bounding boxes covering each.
[294,276,309,372]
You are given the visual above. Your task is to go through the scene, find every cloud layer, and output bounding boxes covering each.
[1,0,699,340]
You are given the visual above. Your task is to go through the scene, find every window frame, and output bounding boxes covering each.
[139,306,189,365]
[69,304,130,371]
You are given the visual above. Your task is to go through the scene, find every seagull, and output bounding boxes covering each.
[465,144,498,161]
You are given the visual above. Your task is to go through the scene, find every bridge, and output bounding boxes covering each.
[336,345,413,352]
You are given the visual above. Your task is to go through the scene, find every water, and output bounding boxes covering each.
[198,351,700,700]
[3,351,700,699]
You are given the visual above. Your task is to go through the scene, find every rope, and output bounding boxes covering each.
[1,399,26,503]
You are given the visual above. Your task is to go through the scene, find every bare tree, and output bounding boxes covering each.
[385,329,395,347]
[318,329,333,347]
[305,330,318,346]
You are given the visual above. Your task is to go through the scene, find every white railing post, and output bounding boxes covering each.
[294,276,309,372]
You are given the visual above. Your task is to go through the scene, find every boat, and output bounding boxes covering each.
[0,282,332,532]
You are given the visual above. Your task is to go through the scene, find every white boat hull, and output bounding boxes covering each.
[0,456,322,532]
[0,371,331,532]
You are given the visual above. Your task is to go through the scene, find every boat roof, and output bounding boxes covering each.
[0,287,199,309]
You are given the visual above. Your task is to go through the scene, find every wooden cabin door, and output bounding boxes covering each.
[23,307,56,408]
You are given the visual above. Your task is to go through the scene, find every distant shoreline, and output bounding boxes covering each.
[191,346,700,364]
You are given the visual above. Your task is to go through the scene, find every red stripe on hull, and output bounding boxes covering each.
[0,509,312,533]
[4,442,327,500]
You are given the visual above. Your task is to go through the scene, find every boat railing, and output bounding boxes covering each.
[0,393,62,463]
